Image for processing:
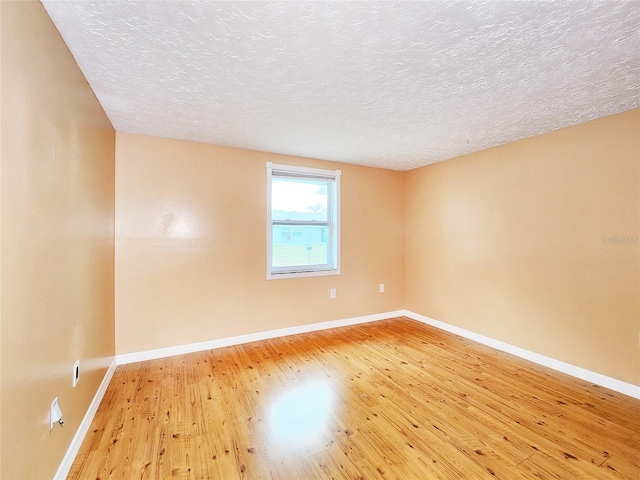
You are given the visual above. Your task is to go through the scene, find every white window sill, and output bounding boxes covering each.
[267,268,340,280]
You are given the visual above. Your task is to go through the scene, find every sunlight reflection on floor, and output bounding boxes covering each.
[267,380,336,455]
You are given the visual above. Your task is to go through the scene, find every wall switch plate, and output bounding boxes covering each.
[73,360,80,387]
[330,288,336,299]
[379,283,385,293]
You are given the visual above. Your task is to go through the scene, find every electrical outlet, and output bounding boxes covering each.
[330,288,336,299]
[50,397,63,429]
[73,360,80,387]
[379,283,385,293]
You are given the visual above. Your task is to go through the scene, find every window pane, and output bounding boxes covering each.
[272,178,328,222]
[272,225,329,267]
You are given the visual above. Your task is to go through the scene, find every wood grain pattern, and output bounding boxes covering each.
[67,318,640,479]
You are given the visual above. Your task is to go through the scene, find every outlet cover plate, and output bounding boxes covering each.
[50,397,60,429]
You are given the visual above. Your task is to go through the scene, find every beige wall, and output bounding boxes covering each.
[115,133,404,354]
[0,2,3,476]
[405,109,640,386]
[1,2,116,479]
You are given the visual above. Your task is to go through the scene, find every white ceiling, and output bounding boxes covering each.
[42,1,640,171]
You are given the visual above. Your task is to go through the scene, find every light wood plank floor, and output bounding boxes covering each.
[68,317,640,479]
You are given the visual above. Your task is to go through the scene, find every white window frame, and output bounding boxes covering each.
[267,162,341,280]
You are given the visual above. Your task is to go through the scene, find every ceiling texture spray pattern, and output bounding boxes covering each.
[42,1,640,170]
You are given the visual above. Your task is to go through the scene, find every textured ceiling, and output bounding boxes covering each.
[42,1,640,171]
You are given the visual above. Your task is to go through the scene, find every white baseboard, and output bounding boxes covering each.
[116,310,405,365]
[53,358,118,480]
[117,309,639,399]
[401,310,640,400]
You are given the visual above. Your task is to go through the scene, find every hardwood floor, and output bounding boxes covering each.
[67,317,640,479]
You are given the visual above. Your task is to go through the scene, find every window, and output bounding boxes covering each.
[267,162,340,279]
